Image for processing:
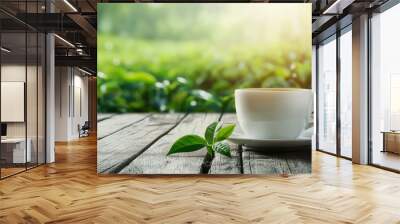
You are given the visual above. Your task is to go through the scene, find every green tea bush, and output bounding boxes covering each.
[97,4,311,113]
[98,36,311,113]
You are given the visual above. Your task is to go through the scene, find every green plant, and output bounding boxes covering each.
[167,121,235,158]
[97,35,311,113]
[97,4,311,113]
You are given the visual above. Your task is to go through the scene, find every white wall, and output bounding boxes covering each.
[55,67,69,141]
[1,65,31,138]
[55,67,89,141]
[1,63,46,164]
[70,73,89,138]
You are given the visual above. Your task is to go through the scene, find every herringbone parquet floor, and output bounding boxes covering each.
[1,135,400,224]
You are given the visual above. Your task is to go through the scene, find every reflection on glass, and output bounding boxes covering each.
[0,1,46,179]
[390,75,400,130]
[27,31,38,169]
[1,31,27,177]
[340,29,352,158]
[318,37,337,154]
[371,3,400,171]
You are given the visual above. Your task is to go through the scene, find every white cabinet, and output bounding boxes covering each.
[1,138,32,163]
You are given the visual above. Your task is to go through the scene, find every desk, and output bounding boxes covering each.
[1,138,31,163]
[382,131,400,154]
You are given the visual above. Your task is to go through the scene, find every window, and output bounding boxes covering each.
[370,3,400,171]
[339,28,352,158]
[317,36,337,154]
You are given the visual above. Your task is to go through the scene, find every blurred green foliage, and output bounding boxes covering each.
[98,4,311,113]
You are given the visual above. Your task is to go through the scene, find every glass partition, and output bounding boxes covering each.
[1,30,28,177]
[317,36,337,154]
[27,30,38,169]
[371,3,400,171]
[0,2,46,179]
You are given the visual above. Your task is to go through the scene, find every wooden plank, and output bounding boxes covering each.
[243,150,291,175]
[97,114,183,173]
[120,113,220,174]
[242,148,311,175]
[209,113,311,175]
[219,114,311,175]
[284,149,312,175]
[97,113,113,122]
[97,113,150,139]
[209,113,242,174]
[209,146,241,174]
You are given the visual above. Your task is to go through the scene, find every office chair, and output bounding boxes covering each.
[79,121,90,138]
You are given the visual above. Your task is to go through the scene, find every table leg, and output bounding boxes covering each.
[382,133,386,153]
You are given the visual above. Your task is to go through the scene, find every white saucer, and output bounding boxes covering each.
[228,133,311,149]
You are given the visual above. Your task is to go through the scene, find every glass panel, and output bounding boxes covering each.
[371,4,400,171]
[24,0,39,169]
[317,37,337,154]
[27,30,38,169]
[339,29,352,158]
[38,32,45,165]
[1,30,28,177]
[0,1,46,179]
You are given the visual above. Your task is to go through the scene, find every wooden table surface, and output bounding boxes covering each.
[97,113,311,175]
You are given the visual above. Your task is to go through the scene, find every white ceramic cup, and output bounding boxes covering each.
[235,88,313,139]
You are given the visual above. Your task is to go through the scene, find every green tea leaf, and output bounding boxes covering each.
[191,89,213,101]
[167,135,207,156]
[124,72,156,84]
[205,122,217,145]
[221,95,234,104]
[204,121,219,145]
[215,124,235,142]
[213,142,231,157]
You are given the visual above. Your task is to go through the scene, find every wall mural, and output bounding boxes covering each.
[97,3,312,175]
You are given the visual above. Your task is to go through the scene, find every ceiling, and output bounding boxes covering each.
[0,0,97,73]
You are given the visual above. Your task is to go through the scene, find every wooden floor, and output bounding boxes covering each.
[0,167,26,178]
[373,150,400,171]
[1,135,400,223]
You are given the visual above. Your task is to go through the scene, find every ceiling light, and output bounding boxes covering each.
[76,48,85,55]
[54,34,75,48]
[63,0,78,12]
[78,67,93,76]
[1,47,11,53]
